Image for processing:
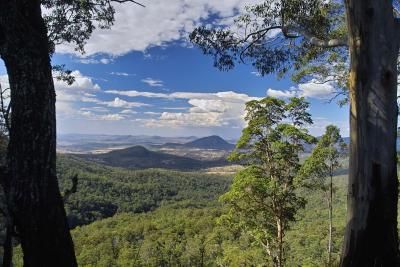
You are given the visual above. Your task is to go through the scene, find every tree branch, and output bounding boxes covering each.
[282,25,348,48]
[111,0,145,7]
[63,174,78,203]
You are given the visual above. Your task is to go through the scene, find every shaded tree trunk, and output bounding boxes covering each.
[0,1,77,266]
[341,0,400,266]
[2,223,12,267]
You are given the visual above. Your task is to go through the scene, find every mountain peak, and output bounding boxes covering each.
[183,136,235,150]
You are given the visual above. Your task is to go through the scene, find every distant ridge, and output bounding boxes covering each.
[183,135,235,150]
[77,145,227,170]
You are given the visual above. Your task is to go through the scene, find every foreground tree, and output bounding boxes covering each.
[0,1,142,265]
[191,1,400,264]
[298,125,346,266]
[221,97,315,267]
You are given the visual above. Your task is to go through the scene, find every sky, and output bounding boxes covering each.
[0,0,349,139]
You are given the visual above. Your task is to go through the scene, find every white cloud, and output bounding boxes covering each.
[100,114,126,121]
[110,72,134,76]
[106,89,255,102]
[55,70,100,94]
[79,58,113,64]
[267,80,336,100]
[101,97,151,108]
[79,109,126,121]
[141,77,164,87]
[54,71,102,117]
[105,90,256,128]
[0,74,9,90]
[298,81,335,99]
[267,88,297,98]
[106,89,168,98]
[120,109,138,114]
[56,0,260,56]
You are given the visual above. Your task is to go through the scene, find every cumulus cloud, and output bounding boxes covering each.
[101,97,151,108]
[55,70,100,94]
[56,0,260,56]
[105,90,257,128]
[267,80,336,100]
[55,70,102,117]
[298,81,336,99]
[79,109,126,121]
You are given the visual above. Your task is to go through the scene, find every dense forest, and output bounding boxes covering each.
[10,156,347,266]
[57,155,231,227]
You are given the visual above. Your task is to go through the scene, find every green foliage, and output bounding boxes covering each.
[57,155,231,227]
[12,174,351,267]
[222,97,315,266]
[42,0,143,53]
[297,125,347,189]
[296,125,346,265]
[190,0,349,104]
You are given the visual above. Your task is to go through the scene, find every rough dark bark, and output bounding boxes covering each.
[340,0,400,266]
[2,223,13,267]
[0,1,77,266]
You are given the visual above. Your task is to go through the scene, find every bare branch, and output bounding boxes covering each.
[111,0,145,7]
[63,174,78,203]
[0,84,10,132]
[282,25,348,48]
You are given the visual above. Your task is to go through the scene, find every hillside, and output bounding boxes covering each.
[57,155,231,227]
[76,145,228,170]
[40,173,349,267]
[183,135,235,150]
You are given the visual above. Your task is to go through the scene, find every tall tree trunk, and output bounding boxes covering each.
[327,174,333,267]
[0,1,77,266]
[2,223,12,267]
[276,218,283,267]
[341,0,400,265]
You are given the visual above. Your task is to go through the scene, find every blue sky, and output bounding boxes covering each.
[0,0,349,139]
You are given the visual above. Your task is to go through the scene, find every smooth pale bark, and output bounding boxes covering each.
[276,218,283,267]
[341,0,400,265]
[327,174,333,266]
[0,1,77,266]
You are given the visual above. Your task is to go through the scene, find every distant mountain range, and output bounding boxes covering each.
[162,135,235,150]
[76,145,228,170]
[57,134,237,154]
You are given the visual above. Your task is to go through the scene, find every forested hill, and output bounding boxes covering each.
[47,173,349,267]
[57,155,231,227]
[75,145,229,170]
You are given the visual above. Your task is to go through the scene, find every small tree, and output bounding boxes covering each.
[220,97,315,267]
[297,125,346,266]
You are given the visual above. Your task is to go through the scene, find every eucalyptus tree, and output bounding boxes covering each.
[190,1,400,265]
[298,125,346,266]
[0,1,142,266]
[221,97,315,267]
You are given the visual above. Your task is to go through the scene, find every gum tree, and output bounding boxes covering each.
[298,125,346,265]
[0,1,142,266]
[191,1,400,265]
[221,97,315,267]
